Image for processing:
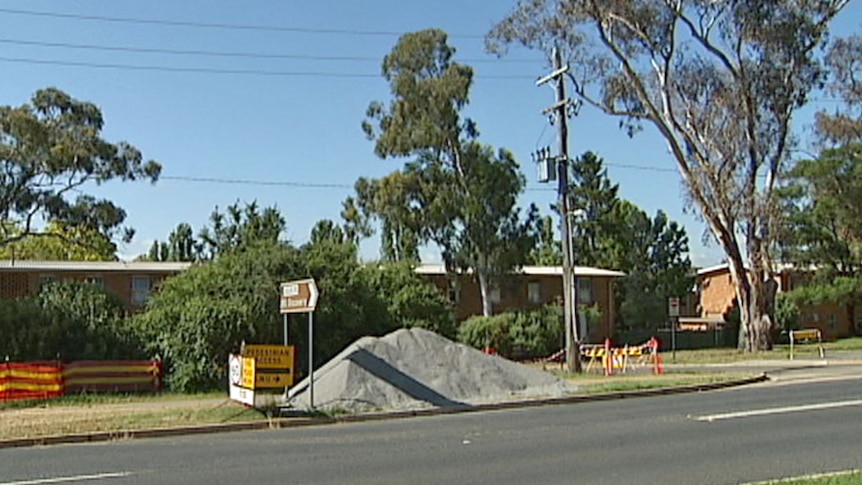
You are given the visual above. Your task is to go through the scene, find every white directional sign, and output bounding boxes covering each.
[668,297,680,317]
[279,279,319,314]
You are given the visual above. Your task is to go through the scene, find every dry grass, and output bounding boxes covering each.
[0,395,265,441]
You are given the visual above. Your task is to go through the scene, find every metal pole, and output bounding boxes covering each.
[308,311,314,410]
[283,314,289,346]
[672,316,677,362]
[283,313,289,396]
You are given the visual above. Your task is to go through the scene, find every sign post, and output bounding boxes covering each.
[280,278,319,409]
[668,297,680,362]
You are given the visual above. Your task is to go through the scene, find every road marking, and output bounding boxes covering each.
[694,399,862,422]
[741,468,861,484]
[0,472,132,485]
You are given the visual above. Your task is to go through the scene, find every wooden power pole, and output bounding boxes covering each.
[536,47,581,373]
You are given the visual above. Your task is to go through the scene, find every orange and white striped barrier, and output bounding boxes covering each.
[580,338,663,376]
[0,360,162,402]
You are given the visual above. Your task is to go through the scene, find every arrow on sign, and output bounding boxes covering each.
[255,372,293,388]
[308,281,319,309]
[280,278,319,314]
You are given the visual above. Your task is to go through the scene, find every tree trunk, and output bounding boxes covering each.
[477,270,493,317]
[732,260,775,351]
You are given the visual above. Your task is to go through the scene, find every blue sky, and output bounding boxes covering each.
[1,1,859,267]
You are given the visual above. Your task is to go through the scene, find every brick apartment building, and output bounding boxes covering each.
[1,259,627,341]
[696,263,856,339]
[0,260,192,311]
[416,264,625,343]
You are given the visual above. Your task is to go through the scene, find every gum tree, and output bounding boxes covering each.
[488,0,849,350]
[1,88,160,249]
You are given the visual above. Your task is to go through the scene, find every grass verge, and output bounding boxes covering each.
[555,371,757,394]
[0,393,267,441]
[664,336,862,364]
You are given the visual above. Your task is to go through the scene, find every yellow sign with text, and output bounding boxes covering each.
[255,371,293,388]
[242,345,294,370]
[240,356,255,389]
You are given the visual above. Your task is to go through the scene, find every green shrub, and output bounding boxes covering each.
[775,293,801,332]
[458,313,516,357]
[458,305,564,359]
[0,281,143,361]
[509,305,564,359]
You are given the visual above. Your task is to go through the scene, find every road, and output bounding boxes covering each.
[1,375,861,485]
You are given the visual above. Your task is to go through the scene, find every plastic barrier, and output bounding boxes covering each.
[64,361,162,393]
[0,360,162,402]
[789,328,825,360]
[581,338,663,376]
[0,362,64,402]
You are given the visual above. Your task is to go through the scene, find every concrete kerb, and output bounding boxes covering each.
[0,373,768,450]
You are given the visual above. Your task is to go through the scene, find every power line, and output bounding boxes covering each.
[0,55,535,79]
[605,162,677,173]
[161,175,353,188]
[162,174,557,191]
[0,37,537,64]
[161,171,681,191]
[0,7,486,39]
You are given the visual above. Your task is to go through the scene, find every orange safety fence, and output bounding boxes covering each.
[0,360,162,402]
[0,362,64,402]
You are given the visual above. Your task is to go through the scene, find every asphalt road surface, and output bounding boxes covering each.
[1,375,861,485]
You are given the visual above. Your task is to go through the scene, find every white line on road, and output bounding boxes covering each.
[694,399,862,422]
[0,472,132,485]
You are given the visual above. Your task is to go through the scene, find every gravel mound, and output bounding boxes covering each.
[287,327,575,413]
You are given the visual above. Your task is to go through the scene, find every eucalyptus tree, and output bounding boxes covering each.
[147,223,201,262]
[359,29,538,315]
[488,0,849,350]
[0,88,160,249]
[816,34,862,145]
[0,221,117,261]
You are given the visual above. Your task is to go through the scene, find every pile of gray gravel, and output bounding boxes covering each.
[286,327,575,413]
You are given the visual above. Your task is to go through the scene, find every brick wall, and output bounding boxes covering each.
[699,270,737,319]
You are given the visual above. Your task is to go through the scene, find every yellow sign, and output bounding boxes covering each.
[792,329,820,341]
[255,371,293,388]
[240,356,255,389]
[242,345,294,369]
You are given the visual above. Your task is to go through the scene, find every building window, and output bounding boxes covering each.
[131,276,152,306]
[528,281,542,304]
[447,280,461,304]
[85,276,104,289]
[577,278,594,304]
[489,286,501,304]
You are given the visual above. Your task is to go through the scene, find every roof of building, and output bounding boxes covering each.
[696,263,732,276]
[0,260,193,272]
[695,262,798,276]
[414,264,625,278]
